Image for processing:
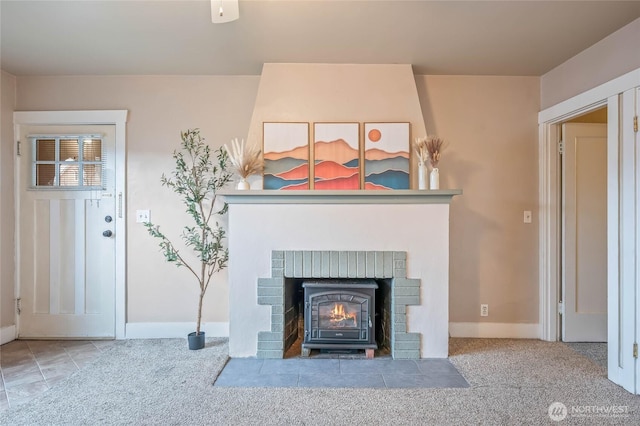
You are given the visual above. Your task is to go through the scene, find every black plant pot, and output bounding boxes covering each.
[188,331,205,350]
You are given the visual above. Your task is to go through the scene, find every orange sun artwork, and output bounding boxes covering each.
[368,128,382,142]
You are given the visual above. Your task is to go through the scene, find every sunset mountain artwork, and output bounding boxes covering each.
[313,123,360,190]
[263,122,310,190]
[364,123,410,190]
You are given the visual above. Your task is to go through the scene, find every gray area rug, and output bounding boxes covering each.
[1,338,638,425]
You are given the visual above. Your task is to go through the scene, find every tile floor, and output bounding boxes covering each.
[214,357,470,388]
[0,340,115,411]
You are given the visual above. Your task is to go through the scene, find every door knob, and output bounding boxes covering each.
[105,215,113,223]
[103,230,113,237]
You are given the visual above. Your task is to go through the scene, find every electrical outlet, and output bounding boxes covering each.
[136,210,150,223]
[524,210,532,223]
[480,304,489,317]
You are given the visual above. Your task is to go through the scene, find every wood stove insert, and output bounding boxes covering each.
[302,279,378,358]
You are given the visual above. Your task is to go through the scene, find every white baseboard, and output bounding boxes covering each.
[1,325,16,345]
[125,322,229,339]
[449,322,540,339]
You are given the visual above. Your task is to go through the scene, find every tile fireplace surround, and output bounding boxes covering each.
[223,190,461,359]
[259,250,418,358]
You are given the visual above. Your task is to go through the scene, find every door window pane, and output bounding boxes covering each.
[36,164,56,186]
[36,139,55,162]
[83,164,102,186]
[59,160,79,186]
[83,139,101,161]
[59,139,79,162]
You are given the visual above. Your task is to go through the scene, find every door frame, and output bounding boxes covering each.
[538,68,639,340]
[539,70,640,393]
[13,110,128,339]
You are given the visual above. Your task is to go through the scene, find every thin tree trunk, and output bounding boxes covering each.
[196,291,204,335]
[197,221,207,335]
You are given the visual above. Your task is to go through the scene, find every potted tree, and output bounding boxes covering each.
[145,129,232,350]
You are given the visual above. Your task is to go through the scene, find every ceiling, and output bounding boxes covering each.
[2,0,640,77]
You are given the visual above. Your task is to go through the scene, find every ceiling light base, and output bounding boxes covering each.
[212,0,239,24]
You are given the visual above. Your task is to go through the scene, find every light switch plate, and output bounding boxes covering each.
[524,211,532,223]
[136,210,150,223]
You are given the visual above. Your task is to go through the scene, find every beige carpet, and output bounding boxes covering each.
[0,338,637,425]
[565,342,607,370]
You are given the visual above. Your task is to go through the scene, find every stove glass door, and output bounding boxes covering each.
[318,300,361,329]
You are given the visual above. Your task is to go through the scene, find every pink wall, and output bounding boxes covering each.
[417,75,540,324]
[1,71,16,329]
[247,63,427,188]
[13,72,540,331]
[16,75,260,325]
[541,18,640,109]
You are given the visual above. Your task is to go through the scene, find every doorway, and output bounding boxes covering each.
[560,109,607,342]
[539,81,639,394]
[13,110,127,339]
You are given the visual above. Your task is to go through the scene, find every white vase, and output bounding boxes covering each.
[236,178,250,190]
[418,162,427,190]
[429,168,440,190]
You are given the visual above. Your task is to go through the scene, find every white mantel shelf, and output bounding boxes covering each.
[221,189,462,204]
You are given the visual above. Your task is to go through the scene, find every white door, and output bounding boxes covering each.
[18,125,116,338]
[562,123,607,342]
[607,88,638,393]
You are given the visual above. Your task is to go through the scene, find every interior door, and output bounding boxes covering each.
[607,88,638,393]
[18,125,116,338]
[562,123,607,342]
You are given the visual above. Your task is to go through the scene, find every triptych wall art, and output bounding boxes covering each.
[263,122,310,190]
[263,122,410,190]
[313,122,360,189]
[363,123,410,190]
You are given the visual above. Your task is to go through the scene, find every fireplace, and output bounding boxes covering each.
[253,250,422,359]
[302,280,378,356]
[224,190,460,359]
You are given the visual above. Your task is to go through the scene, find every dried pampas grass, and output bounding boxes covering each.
[426,136,444,168]
[224,138,263,179]
[414,136,444,168]
[414,137,429,164]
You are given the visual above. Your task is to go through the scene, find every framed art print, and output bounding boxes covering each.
[313,122,360,190]
[263,122,310,190]
[363,122,410,190]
